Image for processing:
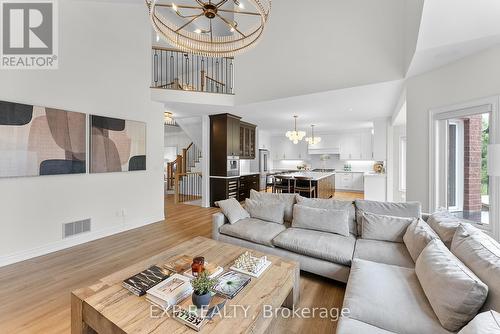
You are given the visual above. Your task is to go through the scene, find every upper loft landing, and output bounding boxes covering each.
[150,46,235,106]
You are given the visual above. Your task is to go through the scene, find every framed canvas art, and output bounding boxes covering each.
[0,100,86,178]
[90,115,146,173]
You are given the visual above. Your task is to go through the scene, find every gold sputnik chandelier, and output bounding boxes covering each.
[146,0,272,57]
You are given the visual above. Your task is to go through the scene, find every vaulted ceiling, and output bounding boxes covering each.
[235,0,420,105]
[160,0,500,132]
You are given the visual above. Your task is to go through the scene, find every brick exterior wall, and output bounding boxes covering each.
[463,115,482,212]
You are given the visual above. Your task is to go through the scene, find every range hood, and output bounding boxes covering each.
[308,147,340,155]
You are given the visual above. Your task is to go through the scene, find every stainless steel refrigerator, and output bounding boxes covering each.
[259,149,270,191]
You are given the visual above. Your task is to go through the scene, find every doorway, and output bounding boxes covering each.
[431,100,498,230]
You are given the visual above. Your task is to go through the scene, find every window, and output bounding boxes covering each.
[431,102,494,228]
[399,136,406,192]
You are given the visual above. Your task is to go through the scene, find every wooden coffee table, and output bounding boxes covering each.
[71,236,300,333]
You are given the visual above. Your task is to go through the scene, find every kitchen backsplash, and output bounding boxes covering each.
[273,155,375,172]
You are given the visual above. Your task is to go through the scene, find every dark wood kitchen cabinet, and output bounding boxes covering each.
[210,114,241,177]
[238,174,259,201]
[210,177,239,207]
[239,122,256,159]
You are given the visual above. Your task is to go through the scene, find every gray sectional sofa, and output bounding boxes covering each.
[212,190,500,333]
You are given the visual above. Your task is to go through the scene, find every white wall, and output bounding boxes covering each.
[164,126,191,152]
[407,44,500,211]
[0,1,164,265]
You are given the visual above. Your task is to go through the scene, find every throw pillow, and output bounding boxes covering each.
[415,239,488,332]
[355,200,421,235]
[427,210,461,248]
[292,204,350,237]
[451,223,500,312]
[457,310,500,334]
[403,218,440,261]
[361,212,415,243]
[296,195,357,235]
[215,198,249,224]
[244,198,285,224]
[250,189,296,223]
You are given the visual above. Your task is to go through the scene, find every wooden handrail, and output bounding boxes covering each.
[205,75,226,87]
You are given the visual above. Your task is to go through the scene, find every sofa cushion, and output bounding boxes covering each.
[245,198,285,224]
[337,317,396,334]
[219,218,286,247]
[355,200,421,235]
[343,259,451,334]
[272,228,355,266]
[416,239,488,332]
[451,223,500,312]
[403,218,440,262]
[361,212,415,243]
[353,239,415,268]
[427,211,461,248]
[457,310,500,334]
[250,189,296,223]
[296,196,357,235]
[215,198,249,224]
[292,204,350,237]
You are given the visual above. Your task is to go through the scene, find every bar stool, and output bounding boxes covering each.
[293,176,316,198]
[273,175,293,193]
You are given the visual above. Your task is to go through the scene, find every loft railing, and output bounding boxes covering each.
[151,46,234,95]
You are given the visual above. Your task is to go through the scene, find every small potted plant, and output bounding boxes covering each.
[191,271,217,308]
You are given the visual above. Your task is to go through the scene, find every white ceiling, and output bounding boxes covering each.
[234,0,409,104]
[168,79,404,133]
[407,0,500,76]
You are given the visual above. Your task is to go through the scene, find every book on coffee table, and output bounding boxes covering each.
[183,261,224,279]
[173,306,207,331]
[163,254,193,273]
[213,271,251,299]
[146,274,193,310]
[122,265,172,296]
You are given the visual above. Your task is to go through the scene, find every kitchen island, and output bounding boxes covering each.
[274,171,335,199]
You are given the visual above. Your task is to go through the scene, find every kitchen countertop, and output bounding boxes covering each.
[335,171,366,173]
[364,173,386,177]
[273,171,335,181]
[210,172,259,179]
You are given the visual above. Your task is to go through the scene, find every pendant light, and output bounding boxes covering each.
[285,115,306,144]
[305,125,321,145]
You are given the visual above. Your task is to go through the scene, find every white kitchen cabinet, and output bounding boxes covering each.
[340,133,361,160]
[364,174,386,201]
[308,134,341,154]
[352,173,364,191]
[360,131,374,160]
[271,136,308,160]
[335,172,364,191]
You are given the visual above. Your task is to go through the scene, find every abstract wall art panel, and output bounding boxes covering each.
[0,100,86,178]
[90,115,146,173]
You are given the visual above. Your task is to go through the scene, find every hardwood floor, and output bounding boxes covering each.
[0,193,360,334]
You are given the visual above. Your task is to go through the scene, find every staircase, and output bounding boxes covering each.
[166,142,203,204]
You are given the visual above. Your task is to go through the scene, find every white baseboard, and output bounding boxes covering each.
[0,215,165,268]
